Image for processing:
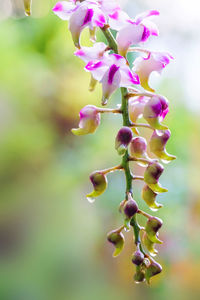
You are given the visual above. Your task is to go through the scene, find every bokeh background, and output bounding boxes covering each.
[0,0,200,299]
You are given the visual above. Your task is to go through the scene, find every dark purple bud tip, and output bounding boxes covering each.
[124,199,138,219]
[144,162,164,184]
[145,260,162,283]
[132,250,145,266]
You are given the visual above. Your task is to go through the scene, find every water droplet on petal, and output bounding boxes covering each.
[87,197,96,203]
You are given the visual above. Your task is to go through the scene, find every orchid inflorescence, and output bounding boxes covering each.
[50,0,176,284]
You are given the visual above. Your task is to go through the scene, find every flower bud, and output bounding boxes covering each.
[143,96,169,130]
[150,130,176,162]
[123,199,138,219]
[87,171,107,202]
[107,230,125,257]
[129,137,148,159]
[134,266,145,283]
[142,185,163,211]
[24,0,32,16]
[71,105,100,136]
[142,232,158,257]
[132,249,144,266]
[145,217,163,244]
[115,127,133,155]
[145,259,162,283]
[144,162,168,193]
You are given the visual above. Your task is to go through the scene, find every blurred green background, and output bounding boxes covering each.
[0,0,200,299]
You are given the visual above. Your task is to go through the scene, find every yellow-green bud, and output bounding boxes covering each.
[87,171,107,202]
[142,185,163,211]
[107,230,125,257]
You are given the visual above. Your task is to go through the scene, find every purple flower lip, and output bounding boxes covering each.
[108,64,120,84]
[82,8,94,26]
[52,2,63,12]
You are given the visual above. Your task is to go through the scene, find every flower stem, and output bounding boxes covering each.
[101,27,142,247]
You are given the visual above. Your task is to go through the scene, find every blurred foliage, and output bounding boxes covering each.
[0,1,200,300]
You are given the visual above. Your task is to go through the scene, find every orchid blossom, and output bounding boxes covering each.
[50,0,176,284]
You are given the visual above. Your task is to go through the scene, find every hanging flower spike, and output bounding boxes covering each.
[107,229,125,257]
[143,95,169,130]
[24,0,32,16]
[142,185,163,211]
[130,137,148,159]
[129,96,148,134]
[145,216,163,244]
[114,10,159,56]
[87,171,108,203]
[85,53,139,105]
[142,232,158,257]
[133,51,173,91]
[53,1,107,48]
[150,129,176,162]
[115,126,133,155]
[145,258,162,284]
[71,105,101,136]
[144,161,168,193]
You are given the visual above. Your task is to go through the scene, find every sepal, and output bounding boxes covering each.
[142,185,163,211]
[142,232,158,256]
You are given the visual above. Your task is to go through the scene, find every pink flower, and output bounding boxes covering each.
[109,10,159,56]
[85,53,140,104]
[53,1,107,47]
[133,51,173,92]
[71,105,101,135]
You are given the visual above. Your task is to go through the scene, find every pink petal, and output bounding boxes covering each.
[52,1,76,20]
[85,61,108,81]
[135,10,160,25]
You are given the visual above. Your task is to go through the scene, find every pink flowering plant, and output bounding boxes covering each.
[23,0,176,284]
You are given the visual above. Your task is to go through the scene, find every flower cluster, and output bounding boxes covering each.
[52,0,176,284]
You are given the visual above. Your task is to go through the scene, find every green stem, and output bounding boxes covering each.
[101,27,142,247]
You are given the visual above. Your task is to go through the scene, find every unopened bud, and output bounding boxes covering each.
[115,127,133,155]
[143,96,168,130]
[142,185,163,211]
[130,137,147,159]
[24,0,32,16]
[87,171,107,202]
[123,198,138,219]
[144,162,167,193]
[107,230,125,257]
[71,105,100,136]
[150,130,176,162]
[132,249,144,266]
[145,259,162,283]
[145,217,163,244]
